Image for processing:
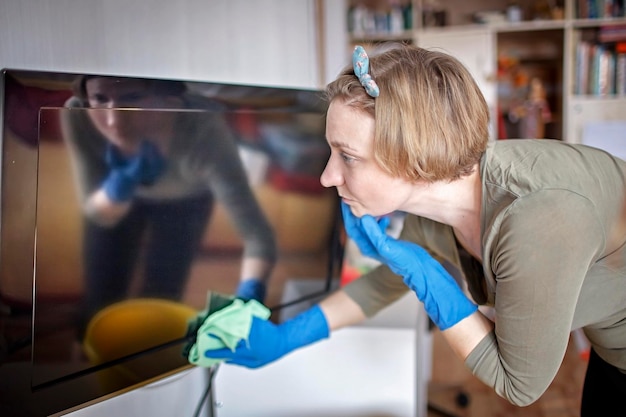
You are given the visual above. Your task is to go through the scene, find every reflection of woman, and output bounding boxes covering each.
[200,45,626,415]
[60,76,277,333]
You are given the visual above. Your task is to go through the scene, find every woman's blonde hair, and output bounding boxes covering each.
[325,43,489,182]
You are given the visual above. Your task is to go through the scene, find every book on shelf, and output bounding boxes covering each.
[617,49,626,95]
[577,0,625,19]
[594,45,614,94]
[598,24,626,42]
[576,41,591,94]
[575,39,626,96]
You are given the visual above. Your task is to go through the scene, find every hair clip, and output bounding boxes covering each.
[352,46,380,98]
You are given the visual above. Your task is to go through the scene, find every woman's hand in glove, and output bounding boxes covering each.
[235,279,266,303]
[341,202,477,330]
[341,201,390,263]
[102,140,166,202]
[202,304,329,368]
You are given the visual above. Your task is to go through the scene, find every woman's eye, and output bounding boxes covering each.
[341,153,357,164]
[89,94,109,106]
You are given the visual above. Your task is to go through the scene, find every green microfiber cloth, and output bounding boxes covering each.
[184,292,270,367]
[182,292,236,358]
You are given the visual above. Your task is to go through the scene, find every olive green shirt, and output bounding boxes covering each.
[343,139,626,406]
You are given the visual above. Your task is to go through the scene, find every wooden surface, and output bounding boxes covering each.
[427,329,587,417]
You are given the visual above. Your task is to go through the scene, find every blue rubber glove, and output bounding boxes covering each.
[102,140,166,202]
[235,279,266,303]
[202,304,329,368]
[342,202,477,330]
[341,202,390,262]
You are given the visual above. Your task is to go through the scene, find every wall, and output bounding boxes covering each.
[319,0,350,85]
[0,0,329,89]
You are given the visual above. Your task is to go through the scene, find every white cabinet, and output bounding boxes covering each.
[62,368,212,417]
[567,98,626,145]
[214,327,419,417]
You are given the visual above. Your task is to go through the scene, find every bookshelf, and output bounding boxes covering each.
[567,3,626,143]
[345,0,626,144]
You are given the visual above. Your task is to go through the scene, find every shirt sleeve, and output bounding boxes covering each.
[466,189,605,406]
[341,263,409,317]
[185,114,277,263]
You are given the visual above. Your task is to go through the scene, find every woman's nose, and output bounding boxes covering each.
[103,105,123,127]
[320,154,342,188]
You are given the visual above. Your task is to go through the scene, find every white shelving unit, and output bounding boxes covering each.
[346,0,626,143]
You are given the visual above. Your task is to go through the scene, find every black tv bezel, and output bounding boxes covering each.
[0,68,344,417]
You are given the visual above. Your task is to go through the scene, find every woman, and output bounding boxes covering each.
[61,75,277,333]
[200,44,626,414]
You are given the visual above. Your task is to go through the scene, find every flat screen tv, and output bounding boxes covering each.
[0,69,343,417]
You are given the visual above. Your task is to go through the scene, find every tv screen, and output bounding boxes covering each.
[0,70,343,416]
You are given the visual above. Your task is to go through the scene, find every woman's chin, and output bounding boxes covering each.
[342,199,390,219]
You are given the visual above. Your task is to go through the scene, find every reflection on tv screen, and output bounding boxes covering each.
[0,70,343,417]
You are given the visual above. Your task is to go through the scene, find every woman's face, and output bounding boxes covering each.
[321,99,413,218]
[84,77,169,152]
